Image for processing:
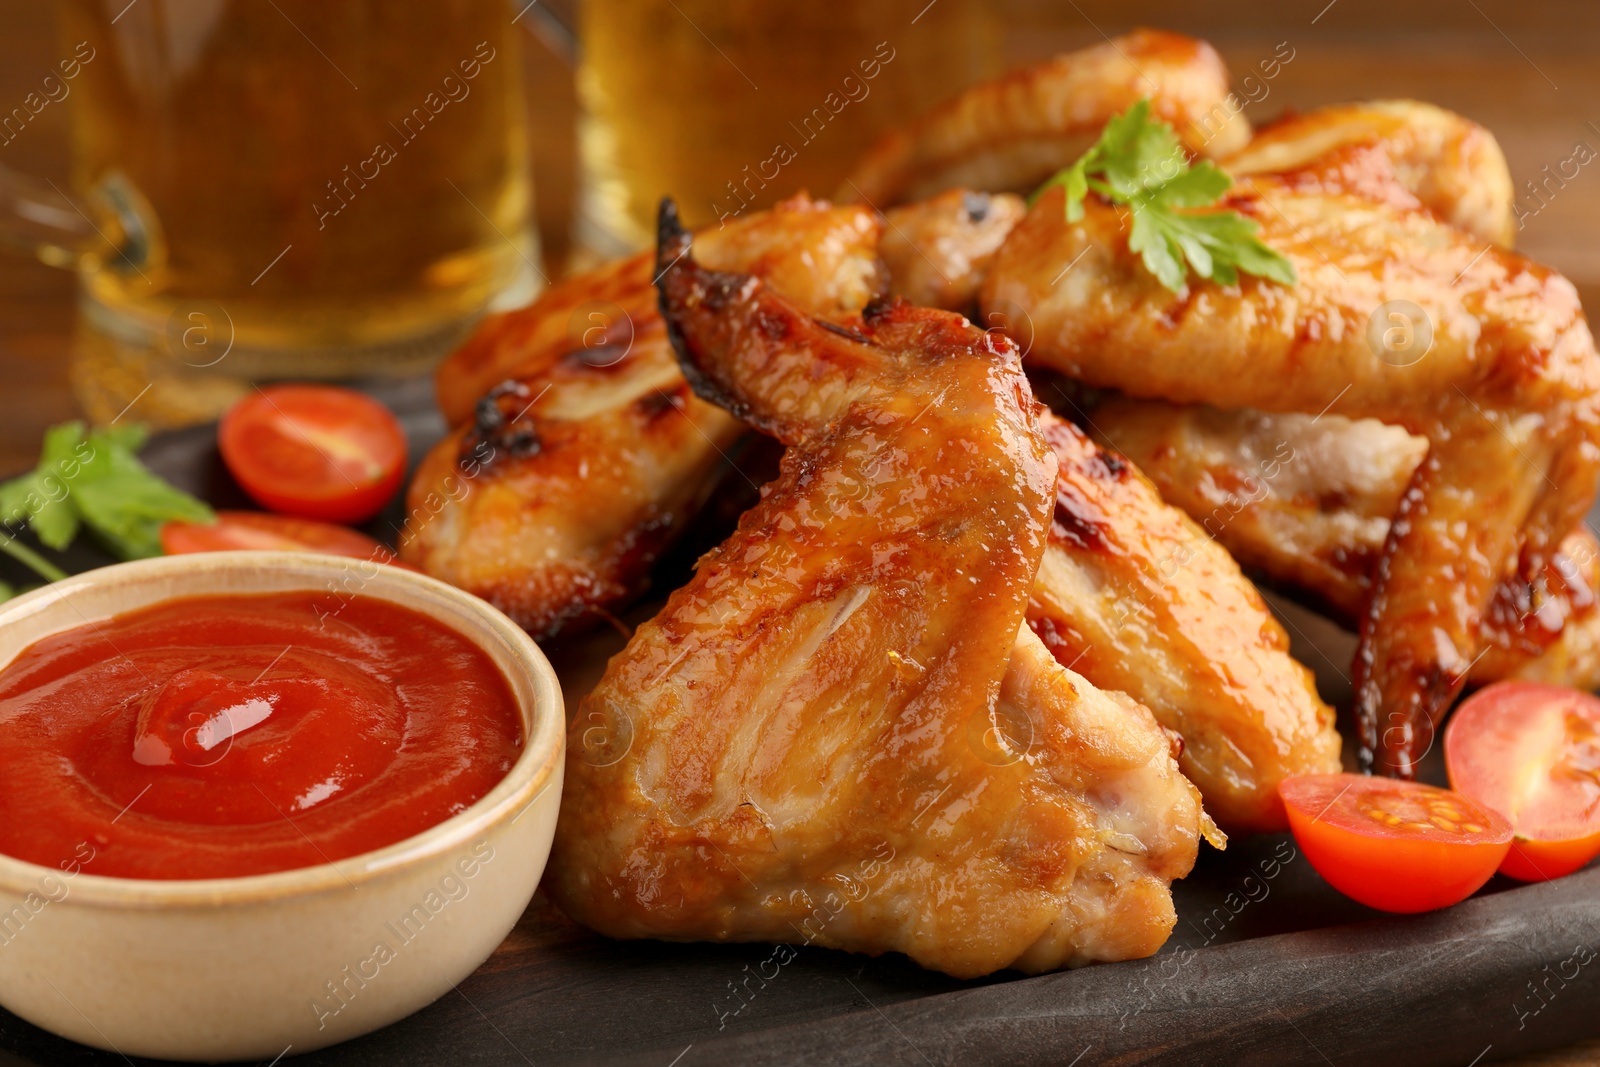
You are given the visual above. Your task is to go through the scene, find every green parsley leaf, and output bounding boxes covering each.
[1129,196,1296,292]
[1031,99,1296,293]
[1147,159,1232,208]
[1034,162,1089,223]
[0,579,12,603]
[1091,99,1187,200]
[30,422,89,550]
[75,459,213,560]
[0,470,54,531]
[0,421,214,569]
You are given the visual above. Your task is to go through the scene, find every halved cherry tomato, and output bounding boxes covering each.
[1445,681,1600,882]
[161,511,415,569]
[219,385,407,524]
[1279,773,1512,913]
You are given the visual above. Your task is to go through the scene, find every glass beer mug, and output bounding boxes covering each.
[0,0,538,426]
[576,0,1003,255]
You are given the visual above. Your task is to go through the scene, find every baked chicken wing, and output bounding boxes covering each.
[1223,99,1515,249]
[1028,412,1338,832]
[545,204,1206,978]
[399,197,884,637]
[839,29,1250,209]
[881,189,1027,314]
[1089,398,1600,691]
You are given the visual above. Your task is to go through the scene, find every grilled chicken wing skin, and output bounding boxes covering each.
[435,252,650,430]
[882,189,1028,314]
[984,131,1600,776]
[1091,398,1600,690]
[1029,412,1338,832]
[1090,400,1426,621]
[1223,100,1515,249]
[400,197,884,638]
[545,203,1204,978]
[1479,563,1600,688]
[839,29,1250,209]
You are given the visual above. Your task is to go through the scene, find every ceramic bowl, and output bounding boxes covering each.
[0,551,565,1062]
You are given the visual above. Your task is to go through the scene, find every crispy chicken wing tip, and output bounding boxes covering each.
[653,197,760,437]
[654,196,689,273]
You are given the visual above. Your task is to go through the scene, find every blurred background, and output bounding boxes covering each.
[2,0,1598,471]
[1,3,1599,1064]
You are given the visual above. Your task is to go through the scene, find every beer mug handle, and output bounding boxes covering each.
[0,161,145,271]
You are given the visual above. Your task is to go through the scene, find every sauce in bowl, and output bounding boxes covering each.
[0,591,522,879]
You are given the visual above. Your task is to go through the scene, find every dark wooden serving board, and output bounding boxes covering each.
[2,379,1597,1067]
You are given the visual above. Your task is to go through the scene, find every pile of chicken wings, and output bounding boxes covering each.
[401,30,1600,977]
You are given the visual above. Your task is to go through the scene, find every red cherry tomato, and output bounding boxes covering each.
[1279,773,1512,913]
[1446,681,1600,882]
[219,385,407,524]
[161,511,414,569]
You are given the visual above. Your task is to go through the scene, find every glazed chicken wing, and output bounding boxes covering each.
[1028,412,1338,832]
[1223,99,1515,248]
[545,204,1206,978]
[1090,398,1600,690]
[415,42,1337,832]
[400,197,884,637]
[1089,400,1427,621]
[984,106,1600,776]
[839,29,1250,208]
[881,189,1027,313]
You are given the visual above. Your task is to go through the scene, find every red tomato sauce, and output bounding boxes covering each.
[0,592,522,879]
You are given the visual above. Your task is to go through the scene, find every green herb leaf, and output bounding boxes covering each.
[76,473,212,559]
[1091,100,1186,199]
[1029,161,1089,222]
[73,432,213,559]
[1,470,50,528]
[31,422,91,549]
[1031,99,1297,293]
[29,485,80,550]
[0,421,214,567]
[1147,159,1233,208]
[0,466,79,551]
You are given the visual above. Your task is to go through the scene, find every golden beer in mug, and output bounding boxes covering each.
[576,0,1002,254]
[1,0,537,425]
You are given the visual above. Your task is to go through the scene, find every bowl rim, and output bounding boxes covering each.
[0,550,565,908]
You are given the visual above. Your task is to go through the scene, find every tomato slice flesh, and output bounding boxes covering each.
[1279,773,1512,913]
[1446,681,1600,881]
[161,511,411,568]
[218,385,407,524]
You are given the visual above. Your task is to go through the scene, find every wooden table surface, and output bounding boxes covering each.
[2,1,1599,1063]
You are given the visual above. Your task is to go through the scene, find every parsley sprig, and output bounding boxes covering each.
[0,422,213,596]
[1030,100,1296,293]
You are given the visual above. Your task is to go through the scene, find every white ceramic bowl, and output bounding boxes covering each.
[0,551,564,1062]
